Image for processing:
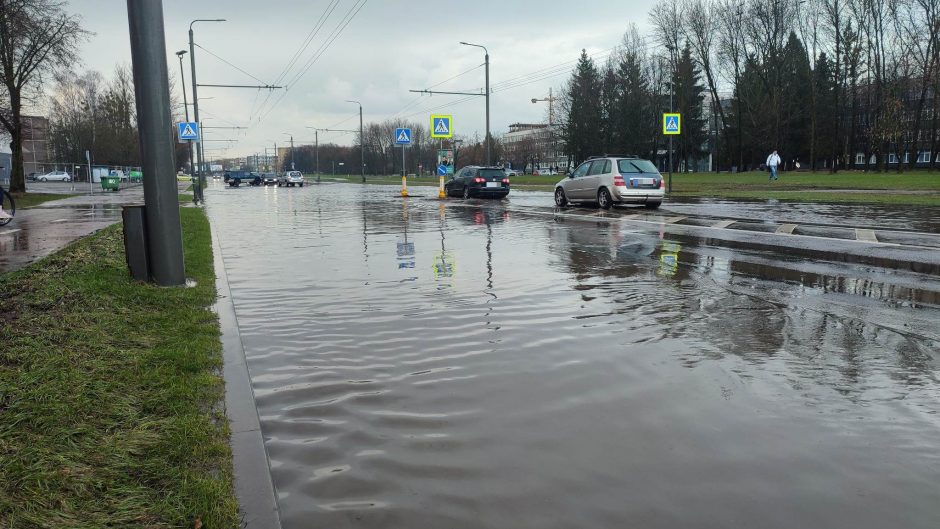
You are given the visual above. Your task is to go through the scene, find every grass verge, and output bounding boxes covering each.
[9,193,76,209]
[0,208,238,528]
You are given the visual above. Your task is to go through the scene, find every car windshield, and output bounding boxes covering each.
[479,169,505,179]
[618,159,659,174]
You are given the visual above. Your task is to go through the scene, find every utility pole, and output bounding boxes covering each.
[189,18,225,203]
[315,129,319,182]
[126,0,185,285]
[175,50,195,198]
[291,135,295,170]
[460,41,490,165]
[346,100,364,182]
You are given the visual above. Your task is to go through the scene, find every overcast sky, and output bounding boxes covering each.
[64,0,658,158]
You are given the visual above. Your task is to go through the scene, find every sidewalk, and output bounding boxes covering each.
[0,183,188,275]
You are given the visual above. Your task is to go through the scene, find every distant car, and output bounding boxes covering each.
[445,166,510,199]
[554,155,664,210]
[503,168,521,177]
[262,173,277,186]
[278,170,304,187]
[26,172,39,182]
[223,170,262,187]
[109,169,127,181]
[534,167,558,176]
[38,170,71,182]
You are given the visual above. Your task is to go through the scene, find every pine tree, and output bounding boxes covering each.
[672,44,707,171]
[561,50,602,165]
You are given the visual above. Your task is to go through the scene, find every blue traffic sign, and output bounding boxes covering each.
[177,121,200,141]
[395,127,412,145]
[437,164,447,176]
[431,114,453,138]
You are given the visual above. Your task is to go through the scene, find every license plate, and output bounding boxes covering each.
[638,178,654,185]
[486,182,499,188]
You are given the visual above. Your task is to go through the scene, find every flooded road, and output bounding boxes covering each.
[208,182,940,529]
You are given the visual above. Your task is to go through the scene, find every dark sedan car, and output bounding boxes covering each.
[445,166,510,199]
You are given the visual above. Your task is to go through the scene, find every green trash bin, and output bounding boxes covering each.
[101,175,120,191]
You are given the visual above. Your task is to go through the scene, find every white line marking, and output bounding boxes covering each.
[51,219,68,223]
[776,223,798,234]
[856,229,878,242]
[712,220,736,229]
[664,216,686,224]
[0,229,21,236]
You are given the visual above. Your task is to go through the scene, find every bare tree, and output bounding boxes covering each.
[0,0,87,192]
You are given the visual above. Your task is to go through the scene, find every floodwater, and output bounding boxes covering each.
[207,182,940,529]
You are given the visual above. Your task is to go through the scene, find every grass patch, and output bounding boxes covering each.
[9,193,75,209]
[670,170,940,192]
[0,208,238,528]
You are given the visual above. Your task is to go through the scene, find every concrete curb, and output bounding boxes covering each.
[212,222,283,529]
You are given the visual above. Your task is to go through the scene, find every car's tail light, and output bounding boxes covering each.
[502,178,509,184]
[474,177,485,183]
[659,177,665,189]
[613,174,625,187]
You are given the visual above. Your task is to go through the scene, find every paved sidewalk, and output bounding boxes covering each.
[0,183,189,274]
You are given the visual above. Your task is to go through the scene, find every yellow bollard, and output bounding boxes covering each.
[401,175,409,197]
[438,175,446,199]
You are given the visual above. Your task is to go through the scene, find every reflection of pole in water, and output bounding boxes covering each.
[486,222,494,292]
[361,196,368,263]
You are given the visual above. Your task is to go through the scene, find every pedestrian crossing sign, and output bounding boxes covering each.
[431,115,453,138]
[395,127,412,145]
[663,113,681,135]
[177,121,200,141]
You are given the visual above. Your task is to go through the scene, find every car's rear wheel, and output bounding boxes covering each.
[64,176,70,182]
[40,177,47,182]
[554,187,568,207]
[598,188,612,210]
[299,183,304,187]
[463,186,470,199]
[645,201,661,210]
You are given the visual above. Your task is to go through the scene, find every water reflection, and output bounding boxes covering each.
[208,184,940,529]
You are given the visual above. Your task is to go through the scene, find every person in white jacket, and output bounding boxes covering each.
[766,150,781,181]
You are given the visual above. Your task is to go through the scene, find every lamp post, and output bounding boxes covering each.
[282,132,294,170]
[175,50,195,193]
[346,100,364,182]
[460,41,490,166]
[189,18,225,203]
[305,127,320,183]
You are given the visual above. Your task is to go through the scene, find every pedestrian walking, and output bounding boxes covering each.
[766,150,781,181]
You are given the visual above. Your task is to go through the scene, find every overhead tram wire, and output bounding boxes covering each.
[252,0,341,119]
[193,43,269,85]
[389,63,485,120]
[257,0,369,123]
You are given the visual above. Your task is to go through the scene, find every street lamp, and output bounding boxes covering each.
[346,100,364,182]
[460,41,490,166]
[282,132,295,171]
[175,50,195,190]
[189,18,226,203]
[305,126,321,182]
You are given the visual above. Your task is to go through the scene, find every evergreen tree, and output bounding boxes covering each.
[780,32,812,166]
[614,47,650,157]
[561,50,602,165]
[672,44,707,171]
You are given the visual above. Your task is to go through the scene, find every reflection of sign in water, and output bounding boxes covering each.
[397,240,416,269]
[657,241,681,277]
[433,251,456,278]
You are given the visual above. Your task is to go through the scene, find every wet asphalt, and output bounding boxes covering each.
[207,181,940,529]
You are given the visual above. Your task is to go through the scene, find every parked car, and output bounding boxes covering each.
[38,170,71,182]
[262,173,277,186]
[503,168,521,177]
[26,172,39,182]
[222,170,262,187]
[445,166,510,199]
[554,155,664,210]
[533,167,558,176]
[278,170,305,187]
[109,169,127,181]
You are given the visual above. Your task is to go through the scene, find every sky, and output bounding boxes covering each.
[63,0,659,158]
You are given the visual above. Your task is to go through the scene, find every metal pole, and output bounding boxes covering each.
[359,105,364,182]
[188,27,202,203]
[315,130,320,183]
[126,0,185,285]
[485,50,491,166]
[176,51,195,198]
[290,135,295,170]
[668,88,673,193]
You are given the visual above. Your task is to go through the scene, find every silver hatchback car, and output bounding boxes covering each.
[554,156,665,209]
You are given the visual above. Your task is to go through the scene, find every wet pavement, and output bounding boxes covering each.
[207,181,940,529]
[0,183,177,274]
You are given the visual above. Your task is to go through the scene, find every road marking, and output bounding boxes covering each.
[712,219,736,229]
[776,223,798,234]
[0,229,21,237]
[856,229,878,242]
[51,219,69,223]
[664,216,686,224]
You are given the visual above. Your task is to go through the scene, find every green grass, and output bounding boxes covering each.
[8,193,75,209]
[310,170,940,205]
[0,208,238,528]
